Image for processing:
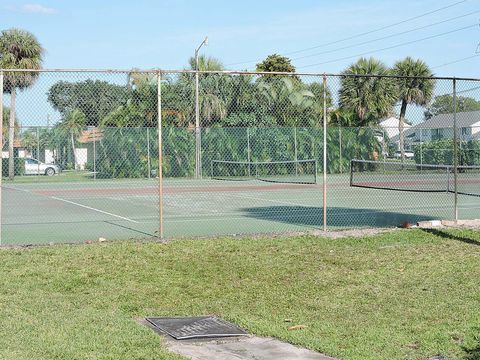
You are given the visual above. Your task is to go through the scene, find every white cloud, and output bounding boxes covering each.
[21,4,58,14]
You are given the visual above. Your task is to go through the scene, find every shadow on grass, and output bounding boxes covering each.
[242,205,436,228]
[463,331,480,360]
[421,228,480,246]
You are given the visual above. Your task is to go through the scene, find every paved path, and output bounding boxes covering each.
[164,335,337,360]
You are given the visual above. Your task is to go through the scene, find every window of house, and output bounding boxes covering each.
[431,128,444,139]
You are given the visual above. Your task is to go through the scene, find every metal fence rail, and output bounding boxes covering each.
[1,69,480,245]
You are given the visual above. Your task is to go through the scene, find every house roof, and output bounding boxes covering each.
[413,110,480,129]
[379,116,412,129]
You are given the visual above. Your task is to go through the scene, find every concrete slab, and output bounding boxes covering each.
[164,335,336,360]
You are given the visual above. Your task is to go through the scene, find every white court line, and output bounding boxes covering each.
[5,186,138,223]
[50,196,139,223]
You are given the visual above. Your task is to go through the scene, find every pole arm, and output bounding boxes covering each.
[194,37,208,70]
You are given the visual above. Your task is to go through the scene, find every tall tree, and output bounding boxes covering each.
[256,54,296,73]
[425,94,480,119]
[392,57,434,160]
[339,57,396,126]
[1,107,19,149]
[0,28,43,179]
[47,80,128,126]
[59,109,86,169]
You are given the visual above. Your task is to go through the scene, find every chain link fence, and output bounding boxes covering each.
[0,69,479,245]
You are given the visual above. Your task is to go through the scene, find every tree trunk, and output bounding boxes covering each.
[71,131,77,170]
[398,100,408,163]
[8,89,16,180]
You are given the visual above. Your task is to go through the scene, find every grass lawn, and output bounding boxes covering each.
[2,170,94,184]
[0,229,479,359]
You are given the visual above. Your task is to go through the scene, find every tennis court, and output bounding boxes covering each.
[2,170,479,245]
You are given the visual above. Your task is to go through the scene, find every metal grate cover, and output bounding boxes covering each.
[145,316,247,340]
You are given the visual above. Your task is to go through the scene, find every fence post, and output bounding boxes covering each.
[420,128,423,168]
[93,128,96,180]
[294,127,298,175]
[453,78,458,221]
[323,74,328,232]
[0,71,3,246]
[146,127,151,179]
[195,71,202,179]
[339,126,343,173]
[36,127,40,177]
[246,127,251,177]
[157,71,164,240]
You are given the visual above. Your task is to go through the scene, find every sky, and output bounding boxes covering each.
[1,0,479,76]
[1,0,479,126]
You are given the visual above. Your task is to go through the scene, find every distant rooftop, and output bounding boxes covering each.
[413,110,480,129]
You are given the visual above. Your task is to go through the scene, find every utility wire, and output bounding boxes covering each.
[435,84,480,97]
[226,0,467,67]
[432,54,480,69]
[298,23,478,68]
[291,10,480,61]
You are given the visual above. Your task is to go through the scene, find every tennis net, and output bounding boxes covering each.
[350,159,480,197]
[211,159,317,184]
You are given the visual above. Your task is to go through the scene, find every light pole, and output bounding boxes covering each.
[195,36,208,179]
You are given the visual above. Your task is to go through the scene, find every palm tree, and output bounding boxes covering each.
[257,77,314,126]
[188,55,224,73]
[0,28,44,179]
[1,107,19,149]
[392,57,434,160]
[21,130,38,157]
[187,55,229,126]
[59,109,86,169]
[339,57,396,126]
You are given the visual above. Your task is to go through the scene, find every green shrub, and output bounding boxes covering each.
[414,139,480,165]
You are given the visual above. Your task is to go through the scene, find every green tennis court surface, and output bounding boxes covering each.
[2,174,479,245]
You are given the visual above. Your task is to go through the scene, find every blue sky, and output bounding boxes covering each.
[1,0,479,76]
[1,0,479,126]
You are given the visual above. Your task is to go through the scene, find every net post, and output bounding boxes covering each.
[0,71,3,246]
[453,78,458,221]
[210,159,214,179]
[157,71,164,241]
[447,165,450,193]
[322,74,327,232]
[349,159,354,187]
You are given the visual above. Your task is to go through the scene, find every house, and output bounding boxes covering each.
[378,117,412,152]
[379,117,412,139]
[1,138,26,159]
[395,110,480,147]
[78,127,103,170]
